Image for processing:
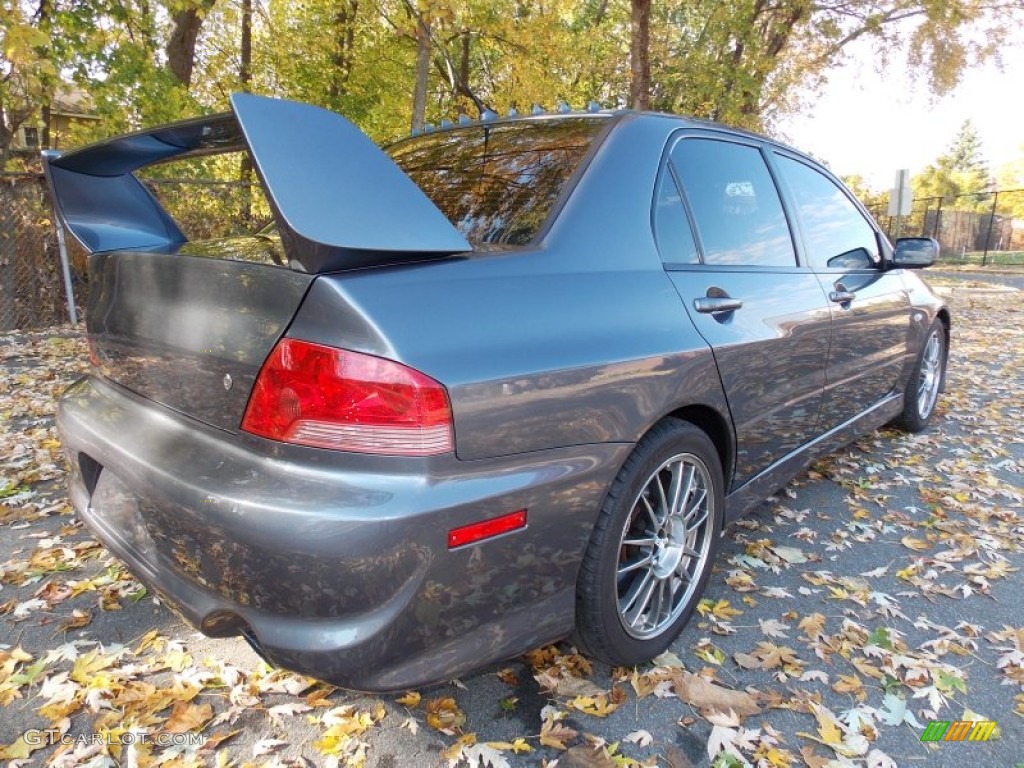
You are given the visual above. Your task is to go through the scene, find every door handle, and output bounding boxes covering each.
[829,289,855,303]
[694,296,743,314]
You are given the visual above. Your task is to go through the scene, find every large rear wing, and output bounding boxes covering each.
[42,93,470,273]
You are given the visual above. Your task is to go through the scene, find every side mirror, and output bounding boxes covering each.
[892,237,939,269]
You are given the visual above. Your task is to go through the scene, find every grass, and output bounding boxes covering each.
[938,250,1024,267]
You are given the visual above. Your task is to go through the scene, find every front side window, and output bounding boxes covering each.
[670,138,796,267]
[388,118,608,247]
[774,154,879,270]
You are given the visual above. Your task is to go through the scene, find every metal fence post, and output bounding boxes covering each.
[982,192,999,267]
[54,215,78,324]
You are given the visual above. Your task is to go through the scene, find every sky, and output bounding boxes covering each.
[777,33,1024,192]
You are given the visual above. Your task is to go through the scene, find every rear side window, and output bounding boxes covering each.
[671,138,796,267]
[388,118,608,247]
[774,154,879,270]
[653,166,700,264]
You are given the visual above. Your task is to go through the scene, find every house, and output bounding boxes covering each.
[10,87,100,153]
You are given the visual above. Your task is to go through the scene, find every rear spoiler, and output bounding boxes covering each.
[42,93,470,273]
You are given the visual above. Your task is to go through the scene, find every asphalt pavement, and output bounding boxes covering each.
[1,271,1021,768]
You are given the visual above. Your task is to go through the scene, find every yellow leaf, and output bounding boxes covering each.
[395,691,421,708]
[697,598,743,619]
[812,705,844,745]
[70,649,115,684]
[441,732,476,760]
[568,693,620,717]
[901,535,929,551]
[136,630,163,654]
[424,696,466,731]
[798,613,827,641]
[831,674,865,699]
[164,701,213,733]
[0,733,44,761]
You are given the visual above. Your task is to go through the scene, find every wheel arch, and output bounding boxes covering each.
[661,404,735,492]
[934,307,951,391]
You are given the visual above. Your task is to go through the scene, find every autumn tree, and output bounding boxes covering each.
[0,4,56,162]
[914,119,991,203]
[638,0,1023,130]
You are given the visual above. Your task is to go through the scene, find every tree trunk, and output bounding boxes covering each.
[39,0,53,149]
[329,1,359,101]
[629,0,651,110]
[240,0,252,90]
[166,0,216,88]
[410,17,431,133]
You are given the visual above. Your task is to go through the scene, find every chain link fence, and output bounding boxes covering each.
[0,174,82,331]
[0,175,267,331]
[867,188,1024,266]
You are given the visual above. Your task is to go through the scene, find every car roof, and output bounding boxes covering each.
[385,109,821,170]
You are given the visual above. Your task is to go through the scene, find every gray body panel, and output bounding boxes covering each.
[51,100,950,690]
[668,266,831,486]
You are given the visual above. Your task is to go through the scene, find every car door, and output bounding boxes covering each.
[771,152,911,431]
[656,134,832,487]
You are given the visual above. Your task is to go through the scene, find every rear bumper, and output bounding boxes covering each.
[59,375,630,691]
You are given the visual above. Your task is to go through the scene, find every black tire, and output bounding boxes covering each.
[573,418,724,666]
[893,319,946,433]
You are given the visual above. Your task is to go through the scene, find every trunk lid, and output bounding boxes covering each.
[87,241,311,431]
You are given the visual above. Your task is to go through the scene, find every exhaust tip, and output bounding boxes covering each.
[201,610,246,638]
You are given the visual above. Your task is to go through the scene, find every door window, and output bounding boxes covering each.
[775,154,879,270]
[671,139,796,267]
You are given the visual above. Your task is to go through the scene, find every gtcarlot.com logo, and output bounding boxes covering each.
[25,730,206,748]
[920,720,997,742]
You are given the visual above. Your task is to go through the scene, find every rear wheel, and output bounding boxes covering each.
[893,319,946,433]
[574,419,723,666]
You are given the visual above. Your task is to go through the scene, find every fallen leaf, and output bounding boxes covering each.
[670,669,760,718]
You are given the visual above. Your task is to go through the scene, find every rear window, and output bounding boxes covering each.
[387,118,608,247]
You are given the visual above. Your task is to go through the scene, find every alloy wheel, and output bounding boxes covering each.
[917,328,942,419]
[615,453,714,639]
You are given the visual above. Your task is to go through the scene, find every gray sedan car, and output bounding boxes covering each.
[45,94,948,691]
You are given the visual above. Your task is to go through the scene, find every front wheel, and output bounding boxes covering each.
[893,319,946,433]
[573,419,724,666]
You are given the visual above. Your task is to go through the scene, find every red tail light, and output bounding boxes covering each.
[241,338,453,456]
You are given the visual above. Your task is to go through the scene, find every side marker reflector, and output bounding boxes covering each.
[448,510,527,549]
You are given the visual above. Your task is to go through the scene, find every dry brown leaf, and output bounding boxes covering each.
[539,716,578,750]
[670,669,760,718]
[564,744,619,768]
